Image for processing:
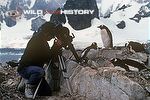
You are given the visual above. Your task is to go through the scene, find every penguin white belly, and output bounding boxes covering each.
[101,29,111,48]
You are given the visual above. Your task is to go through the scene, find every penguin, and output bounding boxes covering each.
[81,42,98,60]
[111,58,150,71]
[97,25,113,49]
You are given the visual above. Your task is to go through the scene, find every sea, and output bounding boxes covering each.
[0,48,24,65]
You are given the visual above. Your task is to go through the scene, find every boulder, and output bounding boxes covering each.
[45,48,148,100]
[4,17,16,27]
[0,66,7,83]
[116,52,148,63]
[100,49,147,63]
[116,20,126,29]
[31,17,46,31]
[62,50,82,61]
[129,52,148,62]
[70,67,146,100]
[127,41,145,52]
[0,66,8,76]
[65,60,79,77]
[50,8,66,26]
[145,42,150,54]
[100,49,122,60]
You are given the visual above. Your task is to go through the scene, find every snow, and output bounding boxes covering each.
[1,18,32,48]
[0,0,9,6]
[0,0,149,49]
[101,0,132,15]
[64,19,103,49]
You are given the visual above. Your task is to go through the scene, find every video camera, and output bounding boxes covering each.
[54,26,80,62]
[55,26,74,48]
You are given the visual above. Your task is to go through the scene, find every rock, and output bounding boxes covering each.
[32,0,60,11]
[145,42,150,54]
[126,52,148,62]
[61,61,82,94]
[65,60,79,77]
[129,14,141,23]
[4,17,16,27]
[114,66,126,71]
[100,49,122,60]
[0,66,8,76]
[146,97,150,100]
[148,55,150,67]
[0,66,7,83]
[31,17,46,31]
[139,3,150,17]
[50,8,66,26]
[87,60,100,69]
[127,41,145,52]
[141,70,150,79]
[116,20,126,29]
[113,48,148,62]
[84,49,99,60]
[4,79,17,87]
[118,5,129,11]
[6,60,19,67]
[62,50,82,61]
[70,67,146,100]
[93,57,114,68]
[64,0,99,30]
[47,95,86,100]
[87,59,114,69]
[145,84,150,93]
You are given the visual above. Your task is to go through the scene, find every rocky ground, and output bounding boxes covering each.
[0,46,150,100]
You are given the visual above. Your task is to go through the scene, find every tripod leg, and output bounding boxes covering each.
[32,78,43,99]
[58,55,73,95]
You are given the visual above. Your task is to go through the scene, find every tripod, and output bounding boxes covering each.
[58,54,73,95]
[33,52,73,99]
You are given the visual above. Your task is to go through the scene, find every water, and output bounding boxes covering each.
[0,48,24,64]
[0,53,22,64]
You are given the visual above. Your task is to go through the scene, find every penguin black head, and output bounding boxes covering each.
[97,25,106,30]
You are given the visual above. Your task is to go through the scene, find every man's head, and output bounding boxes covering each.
[55,26,75,49]
[55,26,71,42]
[56,26,70,37]
[38,22,56,40]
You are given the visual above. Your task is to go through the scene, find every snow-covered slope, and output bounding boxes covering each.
[0,0,150,49]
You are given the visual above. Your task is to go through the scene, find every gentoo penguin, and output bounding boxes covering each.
[81,42,98,60]
[97,25,113,48]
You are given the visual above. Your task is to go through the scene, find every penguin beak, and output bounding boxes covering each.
[97,26,100,28]
[97,25,103,28]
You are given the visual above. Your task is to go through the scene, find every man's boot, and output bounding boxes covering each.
[17,77,27,92]
[25,84,36,99]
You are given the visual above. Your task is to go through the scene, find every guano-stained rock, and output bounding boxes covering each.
[70,67,146,100]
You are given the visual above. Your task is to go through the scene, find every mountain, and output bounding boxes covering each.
[50,0,99,30]
[0,0,149,27]
[100,0,149,17]
[0,0,150,48]
[0,0,63,27]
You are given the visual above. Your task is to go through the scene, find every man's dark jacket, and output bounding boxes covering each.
[17,35,51,72]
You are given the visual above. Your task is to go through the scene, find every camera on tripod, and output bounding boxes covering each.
[53,25,81,62]
[55,26,75,49]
